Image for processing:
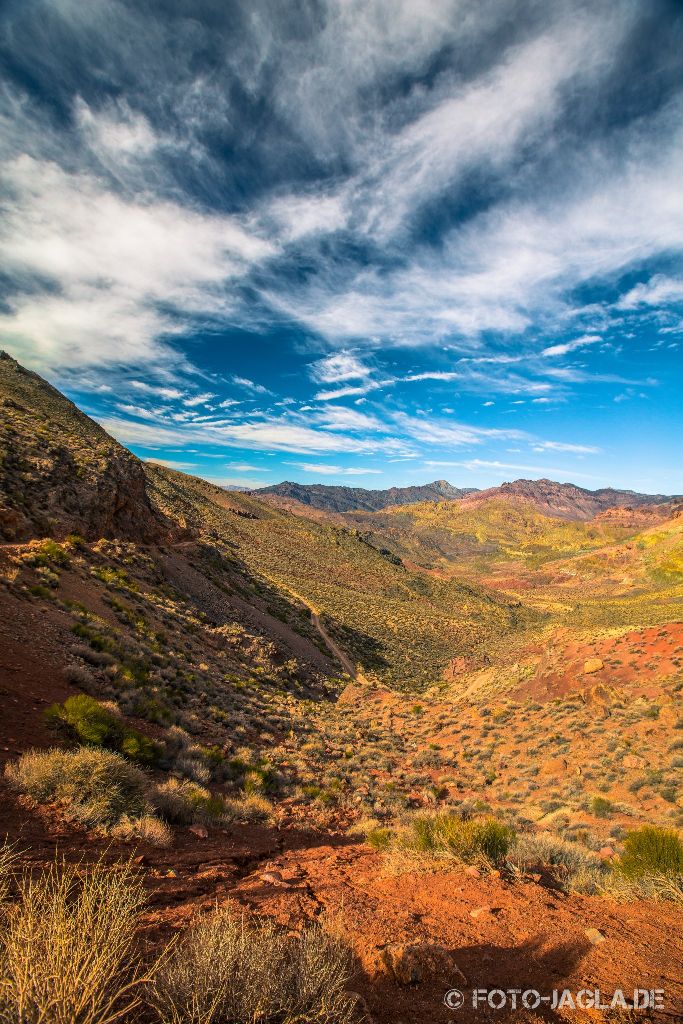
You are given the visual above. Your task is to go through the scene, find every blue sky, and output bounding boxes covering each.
[0,0,682,493]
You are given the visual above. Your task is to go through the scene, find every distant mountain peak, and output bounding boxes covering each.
[461,477,673,520]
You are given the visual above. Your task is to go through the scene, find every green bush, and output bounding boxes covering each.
[590,796,613,818]
[46,695,161,766]
[406,814,514,865]
[617,826,683,879]
[366,827,393,851]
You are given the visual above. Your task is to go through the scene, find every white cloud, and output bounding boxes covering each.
[130,380,184,400]
[0,156,274,371]
[532,441,600,454]
[98,413,413,457]
[289,463,382,476]
[231,376,272,394]
[145,457,197,470]
[617,275,683,309]
[271,99,683,347]
[394,412,528,446]
[426,458,598,480]
[184,392,216,407]
[309,351,371,383]
[541,334,602,357]
[313,405,385,432]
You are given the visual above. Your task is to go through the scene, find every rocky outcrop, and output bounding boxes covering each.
[0,352,165,542]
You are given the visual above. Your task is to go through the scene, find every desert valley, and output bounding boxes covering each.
[0,351,681,1022]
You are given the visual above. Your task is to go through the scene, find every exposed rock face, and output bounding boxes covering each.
[0,351,164,542]
[461,478,673,521]
[256,479,478,513]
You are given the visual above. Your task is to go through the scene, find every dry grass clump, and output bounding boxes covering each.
[5,747,151,828]
[507,832,601,883]
[153,779,272,827]
[0,858,149,1024]
[149,908,357,1024]
[507,827,683,904]
[111,814,173,847]
[0,843,18,913]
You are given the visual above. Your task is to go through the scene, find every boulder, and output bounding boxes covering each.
[583,658,604,674]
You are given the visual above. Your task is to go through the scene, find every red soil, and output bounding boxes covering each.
[1,586,682,1023]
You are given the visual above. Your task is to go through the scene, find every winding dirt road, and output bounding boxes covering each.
[277,584,367,682]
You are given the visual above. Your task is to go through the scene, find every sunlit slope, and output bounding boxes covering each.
[344,497,638,572]
[147,467,538,688]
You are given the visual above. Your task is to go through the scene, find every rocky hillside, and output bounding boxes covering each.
[256,478,477,512]
[0,352,163,543]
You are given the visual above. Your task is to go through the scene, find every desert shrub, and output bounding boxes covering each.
[590,795,613,818]
[0,858,149,1024]
[23,539,70,568]
[617,826,683,880]
[402,813,514,865]
[5,747,150,828]
[365,827,393,851]
[507,833,601,883]
[46,695,162,766]
[111,814,173,847]
[222,793,273,825]
[149,909,356,1024]
[154,778,225,825]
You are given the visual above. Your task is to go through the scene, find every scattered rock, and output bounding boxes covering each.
[345,991,374,1022]
[585,927,606,945]
[370,942,465,986]
[469,906,492,920]
[623,754,648,769]
[583,658,604,674]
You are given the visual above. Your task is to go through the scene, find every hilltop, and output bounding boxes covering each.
[461,478,674,521]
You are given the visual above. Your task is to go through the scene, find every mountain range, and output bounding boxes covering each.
[257,475,675,519]
[255,478,477,512]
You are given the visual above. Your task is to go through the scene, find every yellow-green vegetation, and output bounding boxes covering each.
[147,467,537,687]
[617,825,683,879]
[150,909,356,1024]
[373,812,515,867]
[507,826,683,902]
[0,856,149,1024]
[342,497,683,632]
[46,694,162,765]
[4,746,272,840]
[345,498,635,571]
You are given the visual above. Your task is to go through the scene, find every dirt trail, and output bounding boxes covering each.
[276,583,368,683]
